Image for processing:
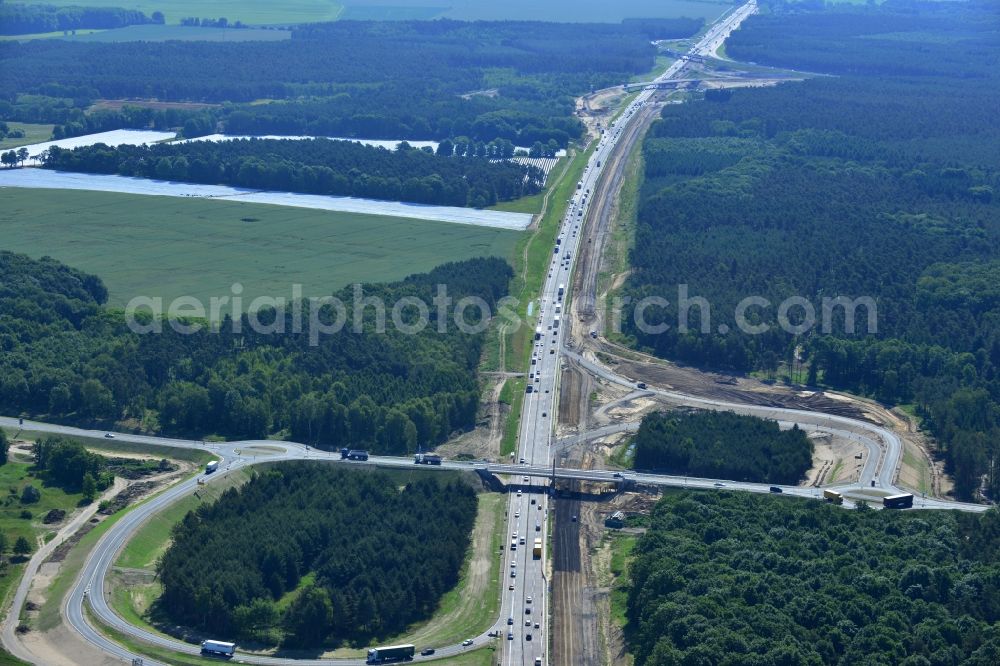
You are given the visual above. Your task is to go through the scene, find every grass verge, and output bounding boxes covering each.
[608,534,638,630]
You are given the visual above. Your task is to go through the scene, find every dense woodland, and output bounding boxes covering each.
[0,251,511,450]
[0,3,157,36]
[157,464,477,647]
[41,138,544,207]
[633,411,813,484]
[625,492,1000,665]
[622,0,1000,500]
[0,18,701,146]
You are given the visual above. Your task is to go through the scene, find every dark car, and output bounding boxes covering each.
[769,486,783,494]
[421,648,436,656]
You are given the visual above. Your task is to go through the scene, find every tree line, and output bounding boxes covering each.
[632,411,813,484]
[41,137,545,207]
[157,464,477,647]
[0,250,512,450]
[0,3,158,36]
[620,0,1000,500]
[625,491,1000,665]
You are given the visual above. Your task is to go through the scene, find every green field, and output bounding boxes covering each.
[0,122,53,149]
[341,0,731,21]
[13,0,343,25]
[65,25,292,42]
[0,188,522,309]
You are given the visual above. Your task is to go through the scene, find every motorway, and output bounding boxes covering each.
[2,2,986,665]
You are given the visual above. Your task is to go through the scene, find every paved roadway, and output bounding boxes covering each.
[6,4,984,666]
[502,5,762,665]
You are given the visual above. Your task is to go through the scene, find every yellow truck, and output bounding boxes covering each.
[823,489,844,505]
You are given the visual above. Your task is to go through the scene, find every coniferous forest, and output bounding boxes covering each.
[621,0,1000,500]
[625,492,1000,665]
[0,250,511,450]
[157,464,478,647]
[633,411,813,484]
[0,18,701,146]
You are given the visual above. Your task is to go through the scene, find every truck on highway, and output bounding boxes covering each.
[553,315,560,330]
[533,538,542,559]
[346,449,369,461]
[414,453,442,465]
[366,644,415,663]
[201,640,236,657]
[823,489,844,505]
[205,461,219,474]
[883,493,914,509]
[511,536,518,551]
[535,326,543,340]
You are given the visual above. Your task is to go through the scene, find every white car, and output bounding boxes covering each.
[462,639,474,647]
[104,433,115,439]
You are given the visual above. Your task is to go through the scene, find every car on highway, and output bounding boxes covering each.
[511,570,516,578]
[526,596,532,604]
[517,489,522,496]
[520,457,526,464]
[507,632,514,641]
[509,583,515,590]
[525,607,531,614]
[637,382,647,389]
[508,617,514,625]
[525,619,532,626]
[515,511,520,518]
[613,472,623,478]
[714,482,726,488]
[769,486,783,493]
[526,633,532,641]
[534,622,540,629]
[421,648,435,656]
[536,657,543,665]
[104,433,115,439]
[523,476,530,482]
[462,639,474,646]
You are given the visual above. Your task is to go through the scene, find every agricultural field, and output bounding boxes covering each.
[0,188,521,309]
[60,25,292,42]
[0,123,52,149]
[341,0,733,21]
[11,0,343,25]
